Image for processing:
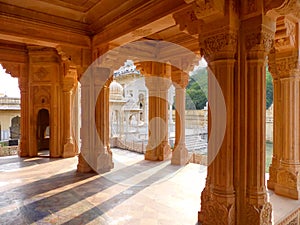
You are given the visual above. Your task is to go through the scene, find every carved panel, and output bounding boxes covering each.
[31,86,51,106]
[275,17,296,50]
[277,170,298,188]
[245,202,272,225]
[199,185,235,225]
[31,65,58,82]
[287,217,298,225]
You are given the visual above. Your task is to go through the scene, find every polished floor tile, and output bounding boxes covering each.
[0,149,205,225]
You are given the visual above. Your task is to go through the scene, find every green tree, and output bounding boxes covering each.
[185,66,273,110]
[186,67,208,110]
[266,68,273,109]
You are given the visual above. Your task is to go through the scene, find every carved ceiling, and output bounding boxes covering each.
[0,0,200,53]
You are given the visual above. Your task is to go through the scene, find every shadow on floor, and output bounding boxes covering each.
[0,155,182,224]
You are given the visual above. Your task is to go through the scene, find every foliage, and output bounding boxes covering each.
[186,67,274,110]
[266,68,273,109]
[186,67,208,110]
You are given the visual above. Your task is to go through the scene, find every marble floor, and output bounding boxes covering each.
[0,149,206,225]
[1,148,300,225]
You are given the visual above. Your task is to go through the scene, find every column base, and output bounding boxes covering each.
[198,186,235,225]
[62,142,76,158]
[18,149,29,157]
[244,202,272,225]
[275,168,300,199]
[158,141,171,161]
[145,148,158,161]
[267,159,279,190]
[96,151,114,173]
[145,142,171,161]
[77,153,93,173]
[171,144,189,165]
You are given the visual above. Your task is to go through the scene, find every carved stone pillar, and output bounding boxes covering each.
[95,72,114,173]
[143,62,172,161]
[198,29,237,225]
[77,73,93,173]
[62,66,77,158]
[18,65,29,157]
[268,17,300,199]
[77,66,114,173]
[267,52,281,190]
[171,71,189,165]
[239,17,275,225]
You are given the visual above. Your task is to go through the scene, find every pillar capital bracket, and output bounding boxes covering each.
[244,23,275,59]
[268,52,300,78]
[171,71,189,88]
[173,6,203,35]
[199,28,238,62]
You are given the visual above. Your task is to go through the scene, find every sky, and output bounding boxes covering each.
[0,64,20,98]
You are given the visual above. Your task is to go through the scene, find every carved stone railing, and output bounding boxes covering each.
[110,137,146,154]
[0,145,19,156]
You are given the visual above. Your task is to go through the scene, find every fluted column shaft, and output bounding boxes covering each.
[77,67,114,173]
[18,68,29,157]
[145,76,171,161]
[171,72,189,165]
[62,67,76,158]
[267,17,300,199]
[237,17,275,225]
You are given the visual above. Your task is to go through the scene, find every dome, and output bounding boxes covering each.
[109,80,124,100]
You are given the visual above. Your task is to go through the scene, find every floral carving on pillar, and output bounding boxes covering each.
[199,185,235,225]
[199,30,238,61]
[246,202,272,225]
[269,55,299,77]
[245,30,275,54]
[277,170,299,188]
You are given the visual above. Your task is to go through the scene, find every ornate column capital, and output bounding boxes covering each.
[199,29,238,62]
[244,23,275,59]
[246,31,274,52]
[269,52,300,78]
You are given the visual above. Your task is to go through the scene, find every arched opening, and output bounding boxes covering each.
[0,64,21,151]
[37,108,50,156]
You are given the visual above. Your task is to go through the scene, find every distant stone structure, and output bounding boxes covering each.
[10,115,21,139]
[0,94,20,141]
